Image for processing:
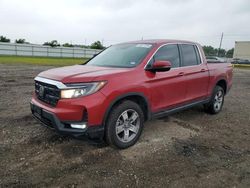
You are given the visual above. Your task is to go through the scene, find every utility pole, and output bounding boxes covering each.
[218,32,224,57]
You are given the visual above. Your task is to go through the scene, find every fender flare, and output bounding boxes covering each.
[102,92,152,127]
[215,78,228,94]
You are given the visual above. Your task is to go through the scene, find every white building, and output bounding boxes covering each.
[233,41,250,60]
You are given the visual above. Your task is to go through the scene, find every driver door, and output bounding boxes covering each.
[145,44,187,113]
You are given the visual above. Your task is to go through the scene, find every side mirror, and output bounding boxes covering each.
[147,60,172,72]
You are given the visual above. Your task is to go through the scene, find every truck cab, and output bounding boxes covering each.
[31,39,233,148]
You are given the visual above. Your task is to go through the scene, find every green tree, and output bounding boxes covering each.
[15,39,26,44]
[218,49,226,57]
[90,41,105,49]
[62,43,74,47]
[203,45,216,56]
[203,45,228,57]
[226,48,234,58]
[43,40,60,47]
[0,36,10,43]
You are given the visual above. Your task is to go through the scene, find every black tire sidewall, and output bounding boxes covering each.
[209,86,225,114]
[105,100,144,149]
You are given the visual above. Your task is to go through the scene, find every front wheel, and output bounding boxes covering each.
[105,100,144,149]
[204,85,225,114]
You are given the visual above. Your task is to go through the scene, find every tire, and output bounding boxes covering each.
[204,85,225,114]
[105,100,144,149]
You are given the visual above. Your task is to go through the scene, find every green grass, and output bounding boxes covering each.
[0,56,89,66]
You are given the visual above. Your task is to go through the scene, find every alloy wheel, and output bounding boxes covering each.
[214,90,223,111]
[115,109,140,143]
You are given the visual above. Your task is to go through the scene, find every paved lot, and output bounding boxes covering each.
[0,64,249,187]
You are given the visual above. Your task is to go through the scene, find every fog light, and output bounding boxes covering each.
[70,123,87,129]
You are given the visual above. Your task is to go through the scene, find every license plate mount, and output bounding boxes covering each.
[33,105,42,119]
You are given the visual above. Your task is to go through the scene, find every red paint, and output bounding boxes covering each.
[31,39,233,127]
[152,60,171,68]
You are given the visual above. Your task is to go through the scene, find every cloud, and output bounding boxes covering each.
[0,0,249,48]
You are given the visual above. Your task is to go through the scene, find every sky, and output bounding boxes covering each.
[0,0,250,49]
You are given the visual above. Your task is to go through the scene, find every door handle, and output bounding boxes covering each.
[200,69,206,72]
[178,72,184,76]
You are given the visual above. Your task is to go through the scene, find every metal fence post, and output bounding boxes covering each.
[15,44,17,56]
[32,46,34,56]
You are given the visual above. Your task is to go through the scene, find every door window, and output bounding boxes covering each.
[151,44,180,68]
[180,44,200,66]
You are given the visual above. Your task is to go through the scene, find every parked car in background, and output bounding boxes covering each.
[206,56,226,63]
[31,39,233,149]
[231,58,250,64]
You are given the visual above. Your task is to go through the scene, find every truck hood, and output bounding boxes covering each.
[38,65,130,83]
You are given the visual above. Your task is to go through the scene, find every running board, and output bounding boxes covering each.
[152,99,210,119]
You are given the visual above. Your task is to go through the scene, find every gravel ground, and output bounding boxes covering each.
[0,64,249,187]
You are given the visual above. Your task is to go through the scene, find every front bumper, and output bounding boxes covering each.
[30,102,104,138]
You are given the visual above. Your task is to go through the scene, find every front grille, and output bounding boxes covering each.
[35,81,60,106]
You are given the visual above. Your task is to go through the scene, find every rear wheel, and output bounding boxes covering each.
[105,100,144,149]
[204,85,225,114]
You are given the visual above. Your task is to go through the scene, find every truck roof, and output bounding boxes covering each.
[122,39,197,45]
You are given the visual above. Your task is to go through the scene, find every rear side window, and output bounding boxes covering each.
[180,44,200,66]
[194,46,202,64]
[153,44,180,68]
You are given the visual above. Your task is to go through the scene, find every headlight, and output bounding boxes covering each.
[61,81,106,99]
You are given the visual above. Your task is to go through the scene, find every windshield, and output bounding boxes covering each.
[86,43,153,68]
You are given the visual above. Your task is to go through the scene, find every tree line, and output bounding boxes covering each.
[0,36,105,50]
[42,40,105,49]
[203,45,234,58]
[0,35,234,57]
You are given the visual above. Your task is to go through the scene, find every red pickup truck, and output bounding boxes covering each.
[31,39,233,148]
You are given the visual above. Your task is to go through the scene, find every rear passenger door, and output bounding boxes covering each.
[179,44,209,102]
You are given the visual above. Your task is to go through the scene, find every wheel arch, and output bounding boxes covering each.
[102,92,151,127]
[216,79,227,94]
